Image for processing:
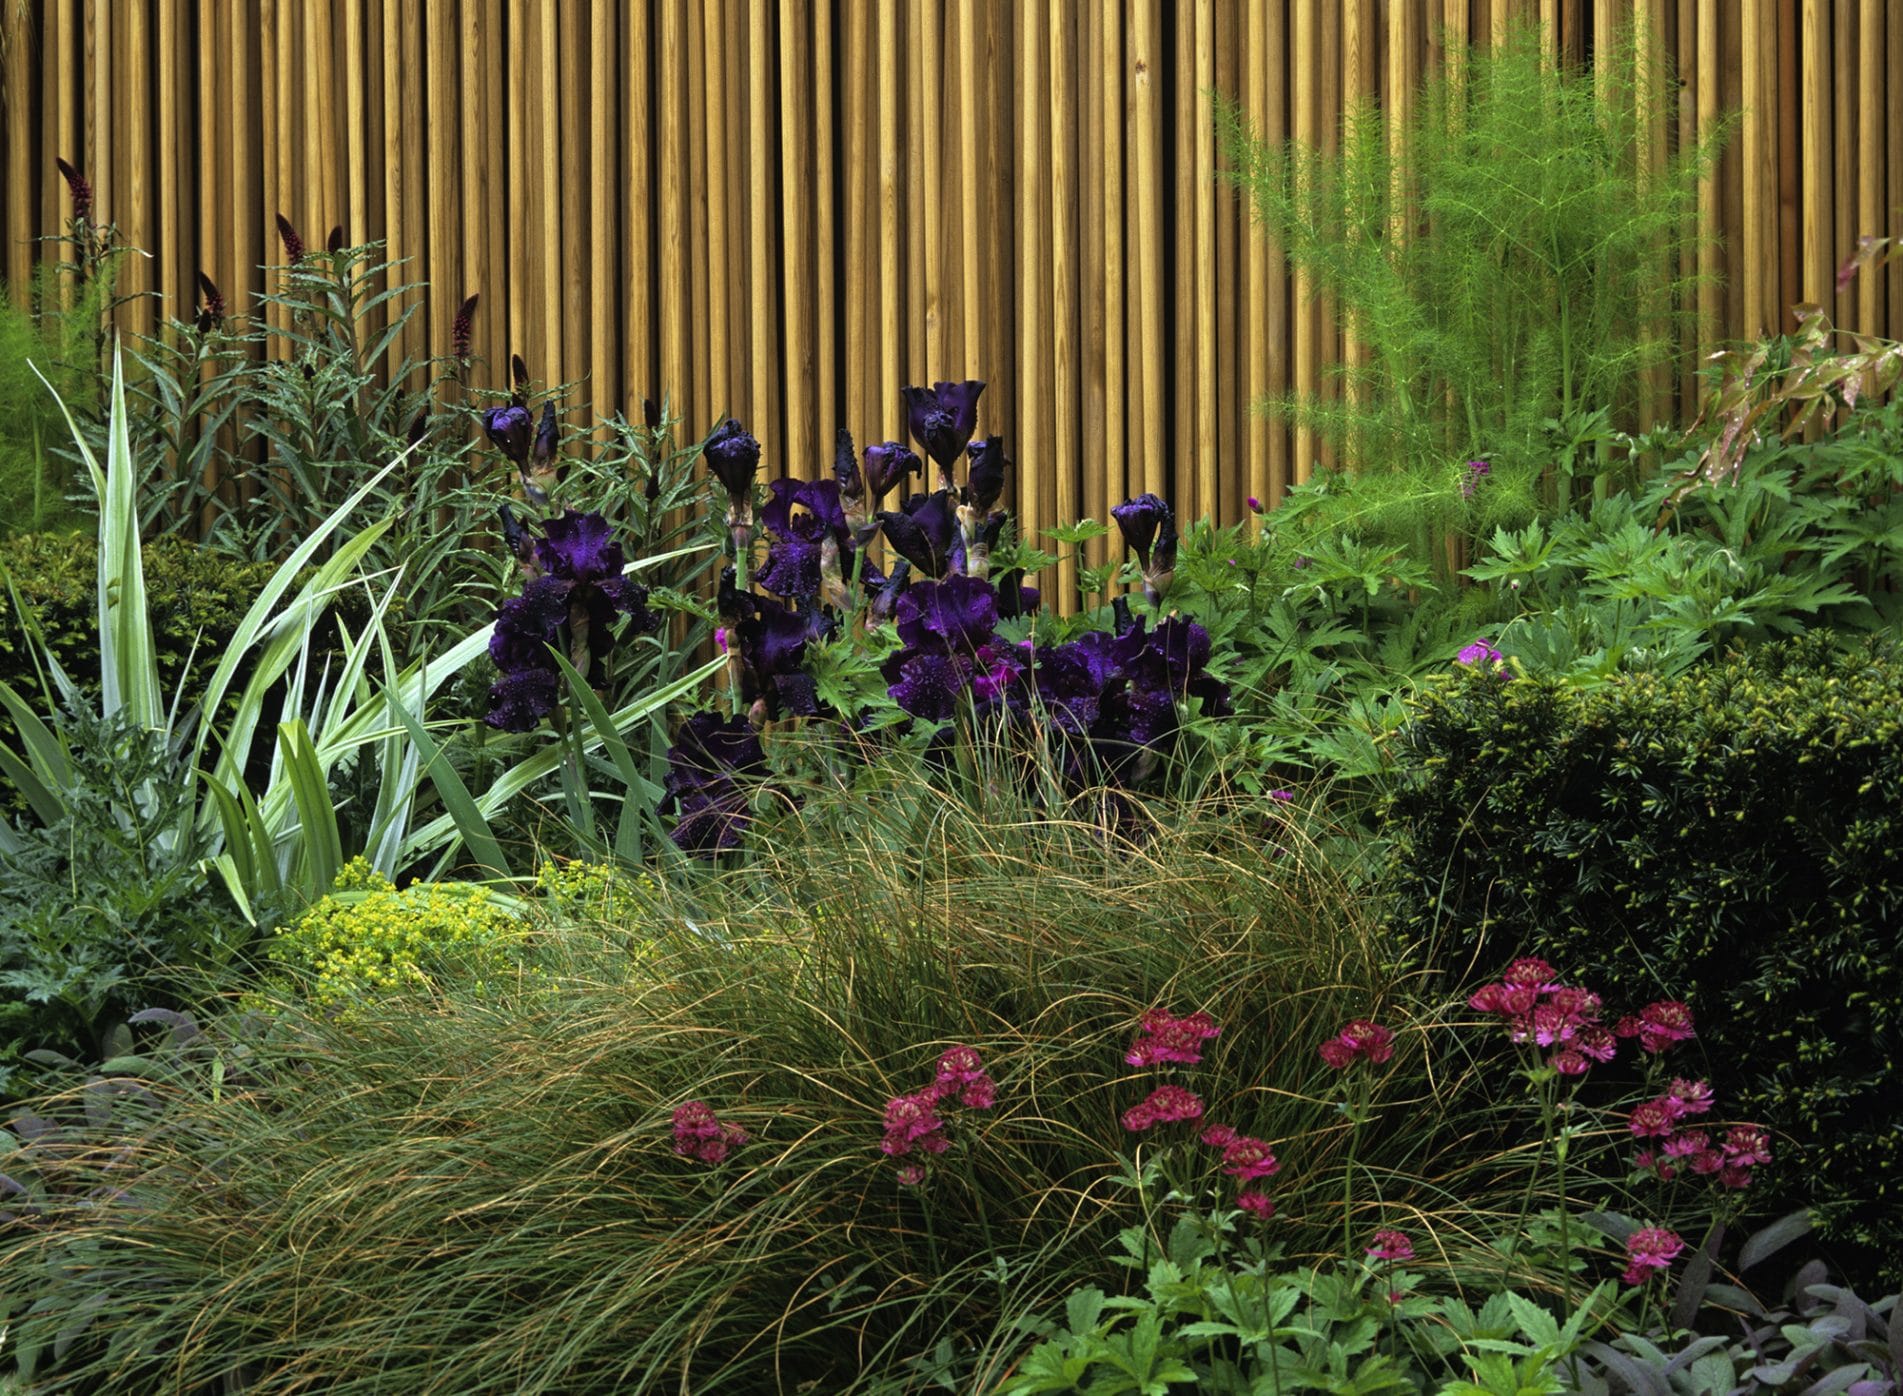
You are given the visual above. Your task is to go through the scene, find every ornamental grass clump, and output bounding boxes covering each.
[0,787,1444,1394]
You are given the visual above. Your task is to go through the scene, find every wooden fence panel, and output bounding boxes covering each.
[1,0,1899,550]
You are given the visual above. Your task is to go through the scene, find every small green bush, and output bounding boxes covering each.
[0,531,380,810]
[1382,635,1903,1277]
[268,858,525,1006]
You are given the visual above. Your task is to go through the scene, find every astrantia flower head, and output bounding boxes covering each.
[1366,1229,1415,1263]
[672,1100,749,1165]
[1121,1084,1205,1133]
[1619,1000,1696,1053]
[1126,1008,1222,1068]
[880,1090,951,1158]
[1628,1099,1676,1139]
[1319,1019,1395,1070]
[1218,1136,1281,1182]
[932,1045,998,1111]
[1200,1124,1240,1150]
[1236,1190,1277,1219]
[1620,1226,1685,1285]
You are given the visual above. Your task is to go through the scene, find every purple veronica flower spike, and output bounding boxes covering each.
[900,380,986,473]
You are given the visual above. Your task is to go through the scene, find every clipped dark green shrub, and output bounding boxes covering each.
[1382,635,1903,1280]
[0,532,381,803]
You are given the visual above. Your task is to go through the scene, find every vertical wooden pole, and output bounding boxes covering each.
[1799,0,1830,325]
[1133,0,1164,498]
[1853,0,1883,335]
[1051,0,1077,601]
[1291,0,1316,484]
[1193,0,1215,521]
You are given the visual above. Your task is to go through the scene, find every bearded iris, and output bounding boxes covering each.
[484,510,659,732]
[877,490,961,580]
[900,380,985,490]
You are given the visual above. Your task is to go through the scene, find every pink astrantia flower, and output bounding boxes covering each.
[1219,1136,1281,1182]
[1666,1078,1714,1118]
[1236,1190,1277,1219]
[1469,959,1616,1075]
[1121,1084,1205,1132]
[932,1045,998,1110]
[1200,1123,1240,1150]
[1319,1019,1395,1070]
[672,1100,750,1165]
[881,1090,951,1158]
[895,1162,927,1186]
[1126,1009,1223,1069]
[1366,1229,1415,1263]
[1722,1124,1772,1168]
[1620,1226,1686,1285]
[1551,1048,1590,1076]
[1628,1099,1676,1139]
[1615,1000,1696,1053]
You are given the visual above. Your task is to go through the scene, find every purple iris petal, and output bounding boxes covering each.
[703,418,762,500]
[965,435,1008,512]
[1111,494,1171,569]
[886,652,966,722]
[483,404,533,465]
[536,509,626,583]
[901,380,986,468]
[877,490,959,578]
[894,574,1000,656]
[484,668,561,733]
[863,441,923,504]
[755,538,823,598]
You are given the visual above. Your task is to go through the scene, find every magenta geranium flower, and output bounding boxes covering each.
[1620,1226,1685,1285]
[1126,1009,1222,1068]
[1121,1084,1205,1132]
[672,1101,749,1166]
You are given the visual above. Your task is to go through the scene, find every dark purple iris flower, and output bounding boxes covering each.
[484,511,659,732]
[734,589,832,718]
[877,490,960,579]
[1112,493,1171,570]
[863,440,924,504]
[756,476,853,599]
[879,575,1029,723]
[901,380,986,472]
[703,417,762,503]
[834,427,864,505]
[664,711,767,855]
[483,404,533,466]
[965,436,1009,513]
[994,568,1041,619]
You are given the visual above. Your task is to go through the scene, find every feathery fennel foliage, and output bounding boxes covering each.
[1218,23,1724,546]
